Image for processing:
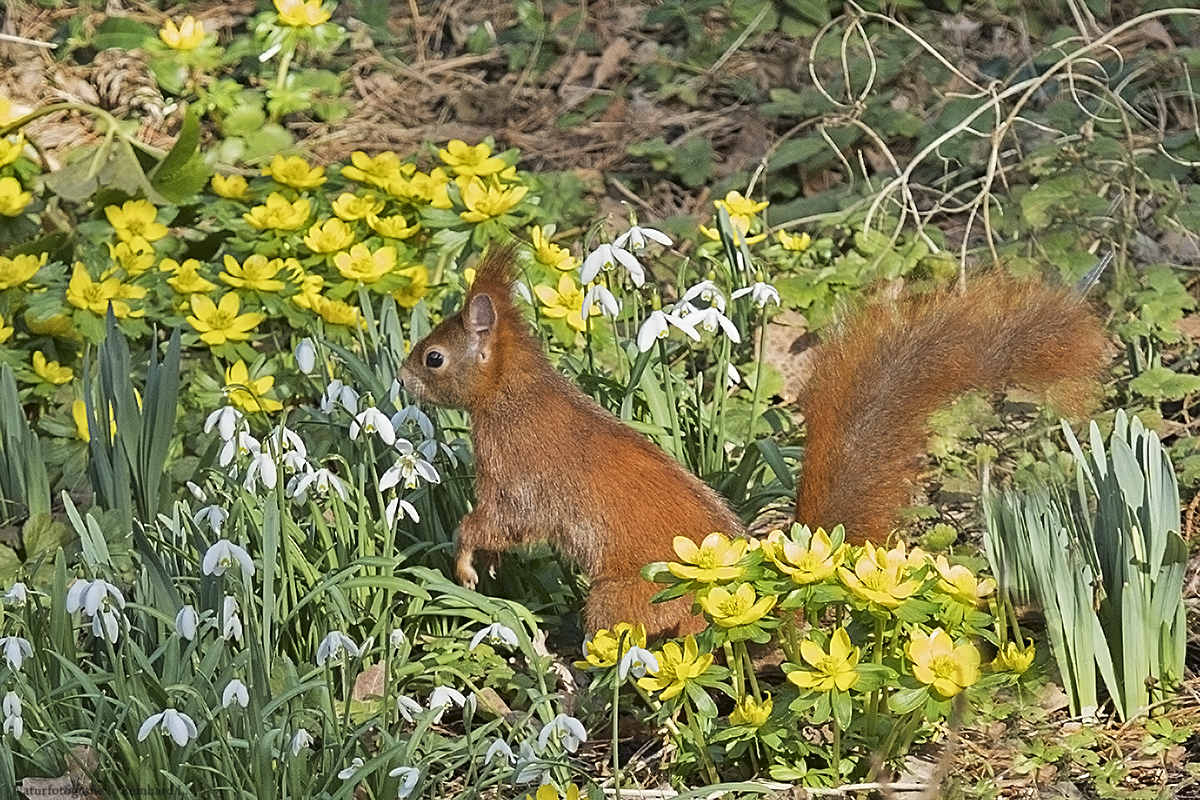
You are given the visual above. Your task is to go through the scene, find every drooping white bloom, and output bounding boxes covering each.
[726,363,741,389]
[513,738,548,784]
[218,431,260,468]
[193,504,229,536]
[321,380,359,415]
[3,692,22,740]
[732,280,780,308]
[379,440,440,491]
[581,242,645,287]
[469,622,518,651]
[384,496,420,528]
[243,450,279,494]
[389,628,408,648]
[618,645,659,680]
[202,539,255,578]
[581,283,620,319]
[175,605,199,641]
[484,738,516,765]
[290,727,313,756]
[683,305,742,343]
[221,595,243,643]
[351,406,397,446]
[388,766,420,799]
[0,637,32,672]
[295,338,317,374]
[221,678,249,709]
[316,631,362,666]
[636,308,700,352]
[391,405,434,440]
[204,405,243,442]
[3,582,27,606]
[536,713,587,754]
[680,280,727,312]
[290,467,349,504]
[66,578,126,644]
[185,481,206,502]
[614,224,672,253]
[137,708,198,746]
[396,694,423,723]
[427,685,466,723]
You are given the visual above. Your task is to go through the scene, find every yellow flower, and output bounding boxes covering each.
[699,223,766,246]
[291,271,325,310]
[25,313,76,340]
[438,139,507,177]
[637,635,713,700]
[333,243,397,284]
[211,174,250,201]
[908,628,981,698]
[72,399,119,442]
[0,134,25,168]
[535,783,581,800]
[107,239,155,276]
[263,154,326,189]
[273,0,331,27]
[304,218,357,253]
[159,16,207,50]
[32,351,73,385]
[391,264,429,309]
[729,693,772,728]
[367,213,419,240]
[698,583,776,628]
[575,622,648,670]
[532,226,577,271]
[933,556,996,606]
[667,532,746,584]
[105,199,168,243]
[312,295,362,327]
[224,360,284,413]
[0,176,32,217]
[534,274,590,332]
[458,176,528,223]
[221,254,287,293]
[839,545,923,610]
[340,150,407,189]
[991,641,1036,675]
[0,312,12,344]
[160,258,216,295]
[243,192,311,231]
[787,628,861,693]
[331,192,384,221]
[399,168,452,208]
[778,230,811,252]
[187,293,265,346]
[716,190,769,219]
[769,527,846,585]
[65,263,146,318]
[0,252,47,290]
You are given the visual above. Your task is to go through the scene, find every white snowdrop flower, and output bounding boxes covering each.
[351,406,396,446]
[389,628,408,648]
[732,280,780,308]
[295,338,317,374]
[243,450,278,494]
[681,280,727,312]
[395,694,422,723]
[390,405,434,440]
[536,713,587,754]
[204,405,243,441]
[222,678,249,709]
[221,595,243,643]
[185,481,206,502]
[614,224,672,252]
[484,737,515,765]
[618,645,659,680]
[513,738,548,784]
[66,578,126,644]
[175,605,199,640]
[137,708,198,746]
[581,283,621,319]
[316,631,362,666]
[380,441,440,491]
[689,305,742,343]
[290,727,313,756]
[388,766,420,799]
[384,496,420,528]
[3,692,22,740]
[2,692,20,718]
[202,539,255,578]
[389,377,403,404]
[193,504,228,536]
[727,363,741,389]
[3,582,27,606]
[427,685,466,723]
[218,431,260,468]
[581,242,645,287]
[321,380,359,415]
[291,467,349,505]
[337,757,364,780]
[0,637,32,671]
[637,308,700,352]
[469,622,518,651]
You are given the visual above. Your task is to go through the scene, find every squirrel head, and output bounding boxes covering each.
[399,244,527,412]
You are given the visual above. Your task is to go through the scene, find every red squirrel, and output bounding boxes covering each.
[399,244,1109,638]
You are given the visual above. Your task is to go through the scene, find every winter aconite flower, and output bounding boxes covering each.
[211,174,250,200]
[187,294,265,346]
[777,230,812,252]
[0,252,46,289]
[0,177,31,217]
[667,532,746,584]
[65,263,146,318]
[333,243,397,284]
[367,212,419,240]
[698,582,776,628]
[933,555,996,605]
[32,351,73,385]
[787,628,861,693]
[159,16,207,50]
[531,226,576,271]
[224,360,284,413]
[534,274,591,332]
[576,622,648,670]
[908,628,981,698]
[162,258,216,295]
[991,640,1036,675]
[243,192,311,231]
[304,217,357,253]
[768,527,846,585]
[458,176,528,222]
[274,0,331,27]
[105,199,168,243]
[263,154,326,189]
[729,693,773,728]
[839,545,923,610]
[138,708,197,746]
[638,635,713,700]
[220,254,288,293]
[439,140,506,177]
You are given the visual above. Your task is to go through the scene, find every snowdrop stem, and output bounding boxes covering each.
[749,313,769,439]
[656,338,685,463]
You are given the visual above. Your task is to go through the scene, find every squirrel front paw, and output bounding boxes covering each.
[455,549,480,590]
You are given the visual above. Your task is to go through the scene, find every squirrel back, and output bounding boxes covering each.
[795,274,1110,544]
[400,244,742,638]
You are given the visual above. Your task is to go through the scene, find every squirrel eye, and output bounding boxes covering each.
[424,350,445,369]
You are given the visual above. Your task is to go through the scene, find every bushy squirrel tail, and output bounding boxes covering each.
[795,274,1110,544]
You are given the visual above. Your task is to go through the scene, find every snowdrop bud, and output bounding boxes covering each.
[295,338,317,374]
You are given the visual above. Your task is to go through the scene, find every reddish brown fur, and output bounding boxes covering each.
[795,275,1109,543]
[400,245,741,637]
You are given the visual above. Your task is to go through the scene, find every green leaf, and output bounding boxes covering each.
[1128,366,1200,400]
[92,17,158,50]
[148,106,210,203]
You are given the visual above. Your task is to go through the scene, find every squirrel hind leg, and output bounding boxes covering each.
[585,576,705,639]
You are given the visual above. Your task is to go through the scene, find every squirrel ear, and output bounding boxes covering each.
[466,293,497,361]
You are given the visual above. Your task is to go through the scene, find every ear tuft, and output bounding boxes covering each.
[467,294,497,336]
